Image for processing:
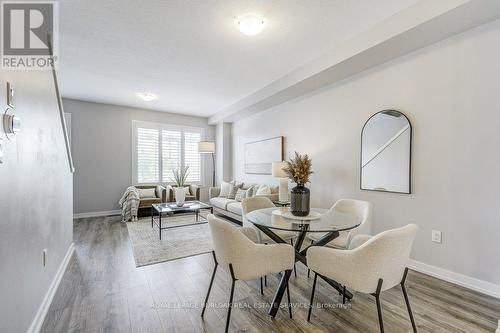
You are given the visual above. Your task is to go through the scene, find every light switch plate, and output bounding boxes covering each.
[0,137,4,163]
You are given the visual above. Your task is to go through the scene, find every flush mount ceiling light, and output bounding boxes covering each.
[136,92,157,101]
[236,13,266,36]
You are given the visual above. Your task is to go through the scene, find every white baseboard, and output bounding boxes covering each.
[73,210,121,219]
[408,259,500,299]
[27,242,75,333]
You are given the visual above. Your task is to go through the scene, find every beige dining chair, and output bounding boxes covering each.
[202,214,295,333]
[242,197,298,279]
[307,199,372,249]
[306,224,418,333]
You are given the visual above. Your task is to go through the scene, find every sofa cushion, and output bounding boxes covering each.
[139,197,162,208]
[226,202,243,215]
[210,197,236,210]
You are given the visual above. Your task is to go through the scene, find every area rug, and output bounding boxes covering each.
[126,215,213,267]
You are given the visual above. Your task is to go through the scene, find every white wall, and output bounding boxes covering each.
[63,99,215,214]
[232,19,500,286]
[215,122,232,184]
[0,71,73,331]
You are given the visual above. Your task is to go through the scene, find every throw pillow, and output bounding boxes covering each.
[255,185,271,196]
[138,188,156,198]
[234,188,248,202]
[183,186,191,195]
[228,182,243,199]
[219,181,231,197]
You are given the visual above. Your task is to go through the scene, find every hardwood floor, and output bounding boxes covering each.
[41,216,500,333]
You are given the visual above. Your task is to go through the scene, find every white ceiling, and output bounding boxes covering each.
[59,0,419,117]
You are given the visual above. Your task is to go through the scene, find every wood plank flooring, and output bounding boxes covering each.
[40,216,500,332]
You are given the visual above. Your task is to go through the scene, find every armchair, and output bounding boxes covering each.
[169,184,200,202]
[135,185,167,217]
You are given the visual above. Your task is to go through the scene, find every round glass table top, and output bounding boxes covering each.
[246,207,360,233]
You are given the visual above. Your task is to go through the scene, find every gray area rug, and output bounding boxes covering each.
[126,215,213,267]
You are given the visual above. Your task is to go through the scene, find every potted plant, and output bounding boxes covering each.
[172,165,190,207]
[283,152,313,216]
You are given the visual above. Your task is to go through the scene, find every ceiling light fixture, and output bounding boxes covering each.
[236,13,266,36]
[136,92,157,101]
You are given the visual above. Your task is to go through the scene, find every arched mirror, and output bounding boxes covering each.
[361,110,412,194]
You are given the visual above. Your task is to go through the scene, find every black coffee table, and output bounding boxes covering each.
[151,201,213,240]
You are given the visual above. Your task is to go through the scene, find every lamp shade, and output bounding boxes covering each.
[198,141,215,153]
[272,161,287,178]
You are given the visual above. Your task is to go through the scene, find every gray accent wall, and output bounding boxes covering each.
[232,20,500,286]
[63,99,215,214]
[0,72,73,331]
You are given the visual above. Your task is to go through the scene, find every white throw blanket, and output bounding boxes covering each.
[119,186,140,222]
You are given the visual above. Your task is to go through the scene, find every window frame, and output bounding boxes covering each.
[132,120,205,185]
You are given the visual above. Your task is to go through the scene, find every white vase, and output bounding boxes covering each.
[175,187,185,207]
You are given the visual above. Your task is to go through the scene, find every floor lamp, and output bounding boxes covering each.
[198,141,216,187]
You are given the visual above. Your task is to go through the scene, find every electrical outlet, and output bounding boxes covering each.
[42,248,48,267]
[7,82,14,107]
[431,230,442,244]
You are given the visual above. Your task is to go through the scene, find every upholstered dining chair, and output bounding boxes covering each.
[202,214,295,333]
[306,224,418,333]
[306,199,372,278]
[242,197,298,279]
[307,199,372,249]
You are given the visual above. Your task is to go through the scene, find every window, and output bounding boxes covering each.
[133,121,204,184]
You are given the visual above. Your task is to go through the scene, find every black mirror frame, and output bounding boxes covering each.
[360,109,412,194]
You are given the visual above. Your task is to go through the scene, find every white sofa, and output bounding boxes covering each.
[209,183,279,222]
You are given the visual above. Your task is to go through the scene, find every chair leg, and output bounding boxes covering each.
[260,277,263,295]
[307,240,313,278]
[226,264,236,333]
[401,268,418,332]
[342,285,346,304]
[290,239,297,277]
[374,279,384,333]
[307,272,318,322]
[201,251,218,318]
[264,275,267,287]
[285,270,293,319]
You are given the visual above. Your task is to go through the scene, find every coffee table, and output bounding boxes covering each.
[151,201,213,240]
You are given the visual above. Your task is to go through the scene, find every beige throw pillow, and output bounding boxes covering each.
[255,185,271,196]
[138,188,156,198]
[219,181,231,197]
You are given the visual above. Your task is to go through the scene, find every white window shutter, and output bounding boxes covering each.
[137,127,159,183]
[162,130,182,182]
[184,131,201,182]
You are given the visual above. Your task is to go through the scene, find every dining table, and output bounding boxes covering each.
[246,207,360,317]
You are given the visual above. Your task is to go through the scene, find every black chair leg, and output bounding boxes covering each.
[374,279,384,333]
[307,240,313,278]
[201,251,217,318]
[260,277,263,295]
[264,275,267,287]
[290,239,297,277]
[401,268,418,332]
[342,285,346,304]
[307,272,318,322]
[226,264,236,333]
[285,270,293,319]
